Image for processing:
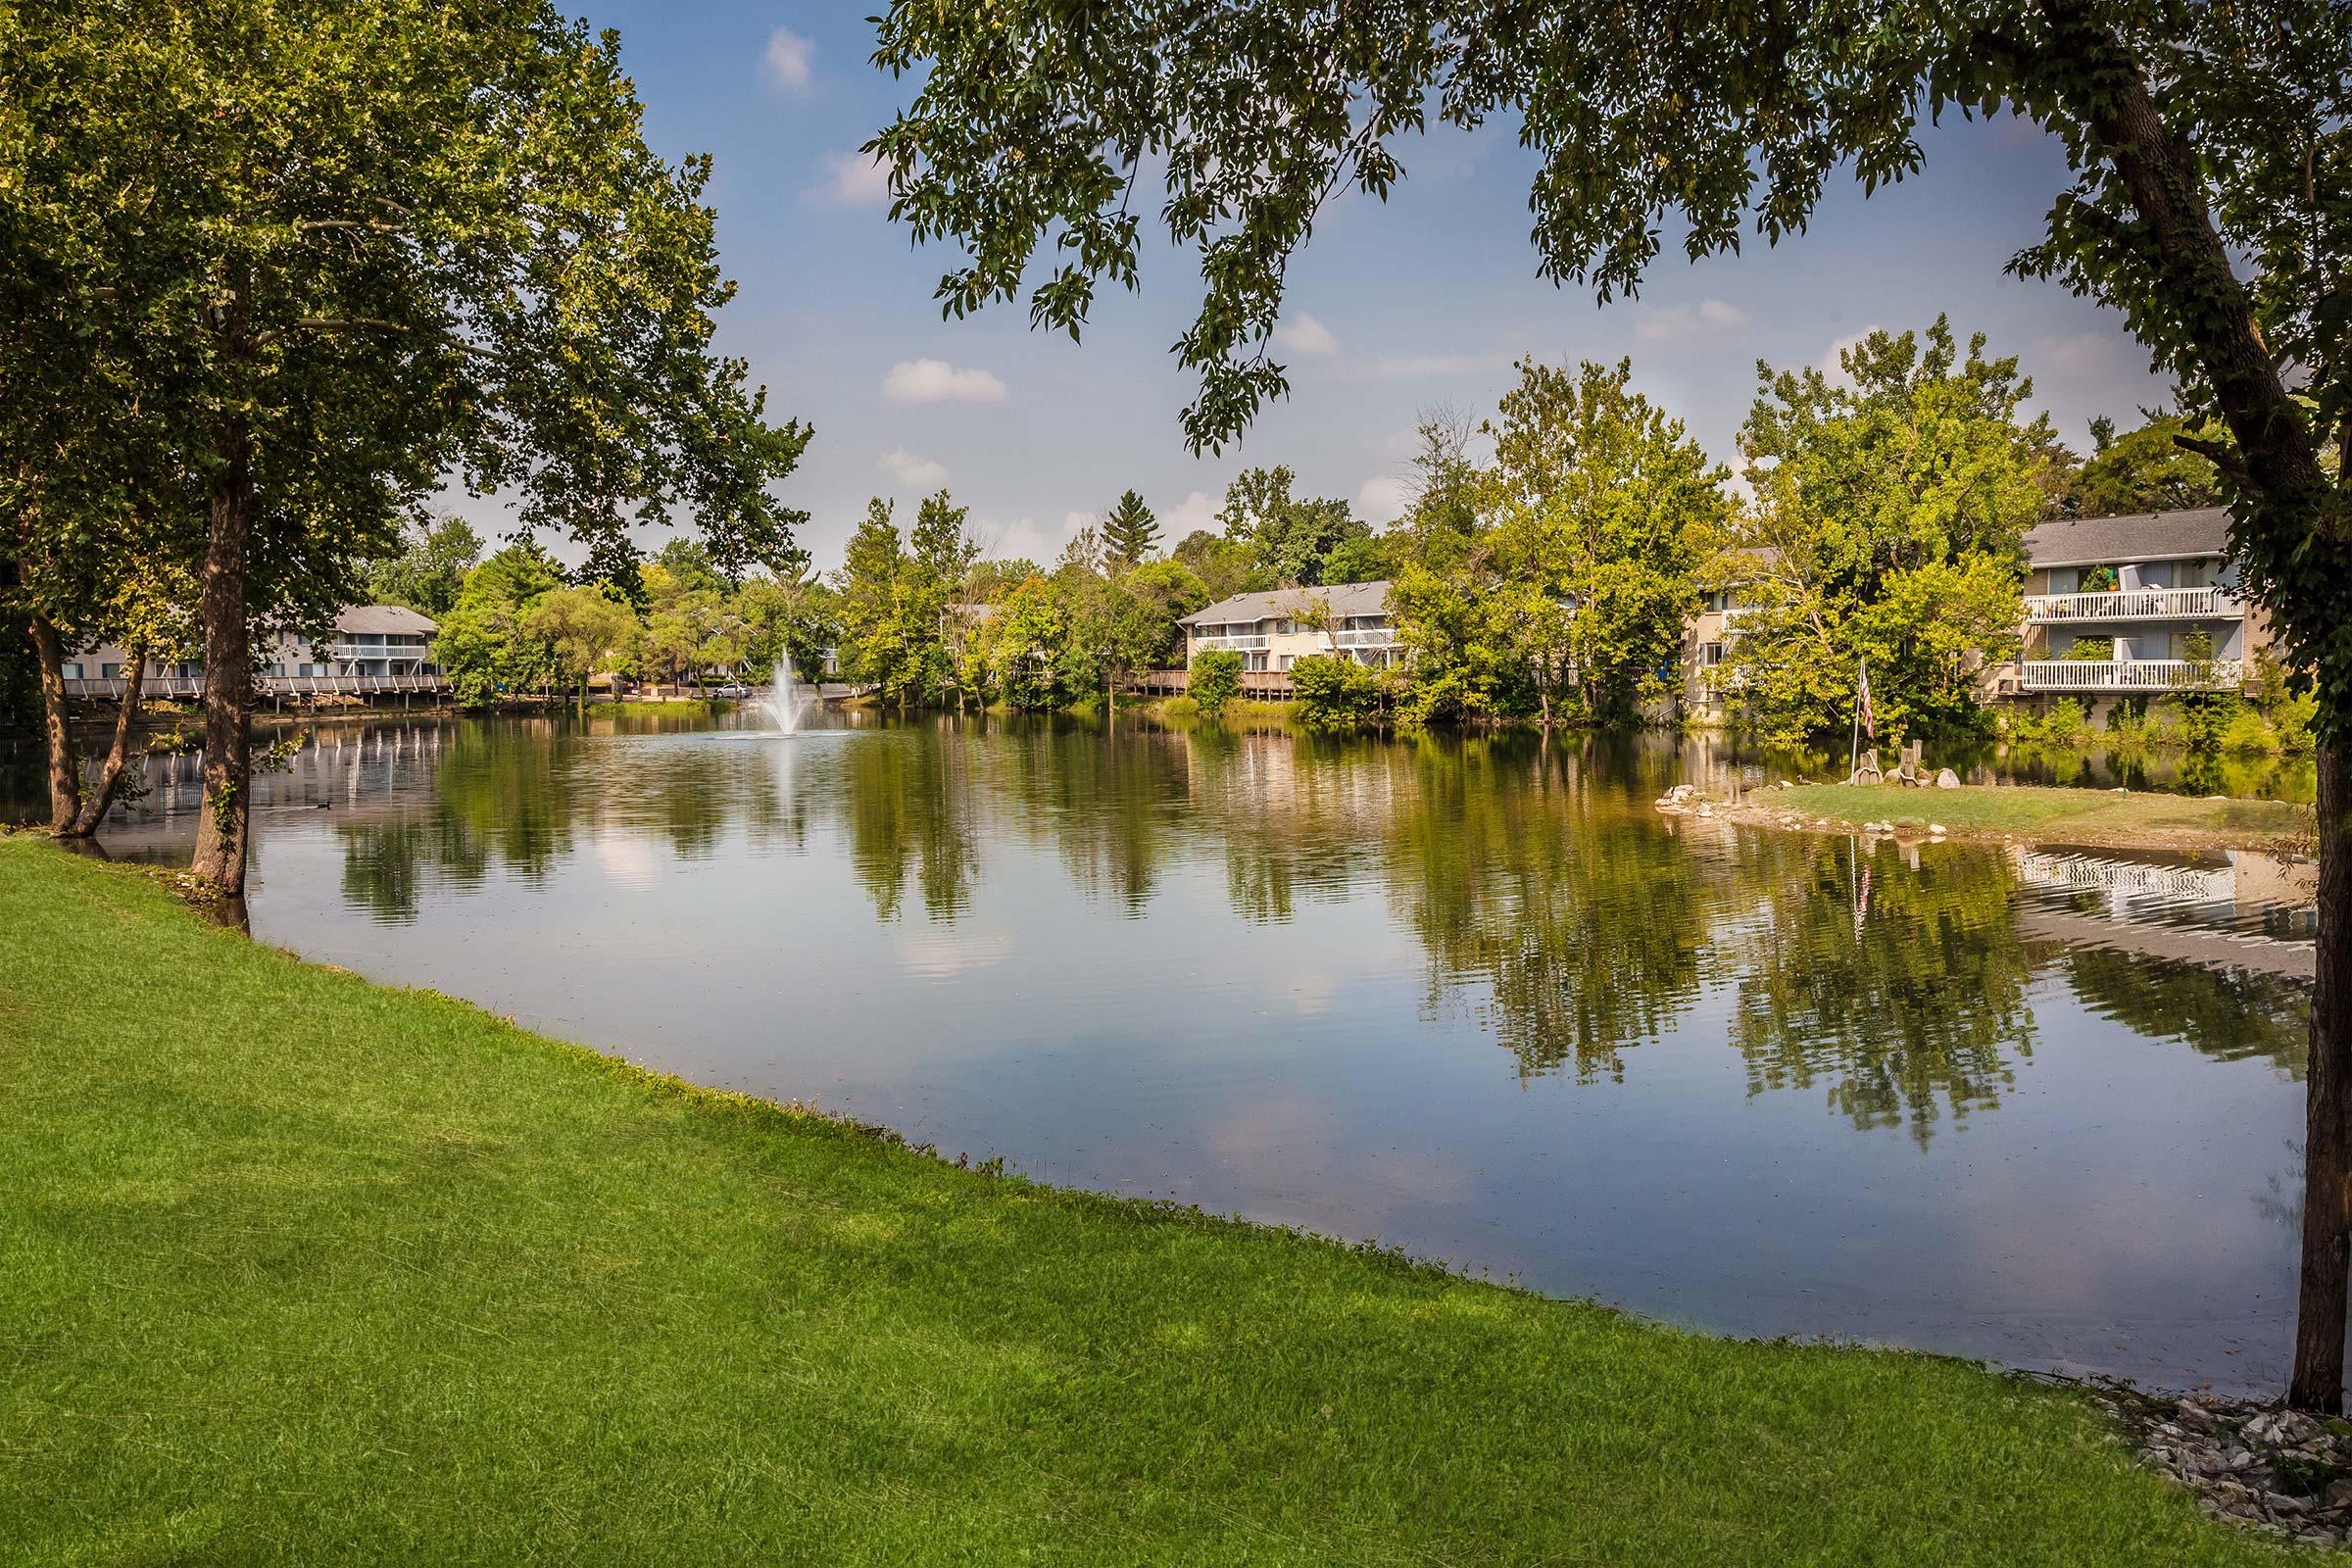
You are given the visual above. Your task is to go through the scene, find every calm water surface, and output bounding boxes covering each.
[44,710,2323,1393]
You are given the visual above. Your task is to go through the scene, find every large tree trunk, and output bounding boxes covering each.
[190,459,255,894]
[28,611,77,832]
[65,640,148,837]
[2038,1,2348,1407]
[2295,740,2352,1409]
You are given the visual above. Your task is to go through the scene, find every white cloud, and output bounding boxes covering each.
[762,27,814,92]
[1634,298,1751,343]
[808,151,891,206]
[1356,474,1412,521]
[1273,313,1340,358]
[1164,489,1219,538]
[879,447,947,489]
[1819,325,1883,385]
[882,358,1007,405]
[1368,350,1516,381]
[975,513,1088,564]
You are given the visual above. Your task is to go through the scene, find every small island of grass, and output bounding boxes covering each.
[1766,782,2315,854]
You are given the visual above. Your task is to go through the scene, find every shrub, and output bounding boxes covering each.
[2220,708,2282,756]
[1189,649,1243,716]
[2177,692,2240,753]
[1157,695,1200,718]
[2016,698,2092,747]
[1290,654,1385,732]
[2274,689,2320,753]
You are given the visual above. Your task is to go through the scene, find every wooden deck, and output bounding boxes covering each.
[1125,668,1298,699]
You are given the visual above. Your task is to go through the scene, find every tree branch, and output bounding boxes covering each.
[2175,432,2254,488]
[253,317,410,347]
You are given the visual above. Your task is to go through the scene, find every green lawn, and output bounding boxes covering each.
[1779,781,2315,847]
[0,838,2282,1565]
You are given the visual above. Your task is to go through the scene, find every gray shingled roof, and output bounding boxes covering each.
[2023,507,2230,569]
[334,605,437,635]
[1180,580,1394,626]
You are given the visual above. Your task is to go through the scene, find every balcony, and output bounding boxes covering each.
[2023,586,2241,622]
[2020,658,2244,693]
[1332,626,1398,648]
[326,643,431,662]
[1192,634,1269,652]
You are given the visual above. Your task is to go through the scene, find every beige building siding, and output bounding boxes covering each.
[1180,581,1404,675]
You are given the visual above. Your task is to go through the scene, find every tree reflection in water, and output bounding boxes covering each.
[1719,835,2037,1146]
[321,712,2312,1139]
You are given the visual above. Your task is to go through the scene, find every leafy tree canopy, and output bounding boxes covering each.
[368,517,484,619]
[1725,321,2045,745]
[1215,466,1364,588]
[2059,412,2229,518]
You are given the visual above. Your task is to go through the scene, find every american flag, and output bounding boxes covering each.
[1857,660,1876,741]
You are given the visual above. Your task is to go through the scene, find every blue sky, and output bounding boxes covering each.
[512,5,2175,573]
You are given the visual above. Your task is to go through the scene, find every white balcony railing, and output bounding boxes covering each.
[1332,626,1399,648]
[2024,586,2241,621]
[1191,634,1270,652]
[61,672,452,699]
[2020,658,2244,692]
[325,643,432,661]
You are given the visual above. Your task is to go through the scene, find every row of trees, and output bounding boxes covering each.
[810,317,2226,744]
[833,491,1211,710]
[3,0,808,893]
[1155,318,2216,748]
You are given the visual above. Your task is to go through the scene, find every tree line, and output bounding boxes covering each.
[415,311,2263,754]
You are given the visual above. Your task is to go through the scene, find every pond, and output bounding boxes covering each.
[23,708,2322,1393]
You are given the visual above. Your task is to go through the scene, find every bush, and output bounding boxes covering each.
[1290,654,1385,732]
[2011,698,2092,747]
[1189,649,1243,716]
[2177,691,2239,753]
[2274,689,2320,753]
[1157,695,1200,718]
[2219,708,2282,756]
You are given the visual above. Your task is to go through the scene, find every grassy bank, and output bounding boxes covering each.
[1774,782,2315,852]
[0,840,2278,1565]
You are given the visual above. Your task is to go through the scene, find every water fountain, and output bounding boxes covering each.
[760,657,809,734]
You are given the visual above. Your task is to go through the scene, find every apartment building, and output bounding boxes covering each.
[1161,509,2274,721]
[65,606,443,697]
[1180,581,1404,674]
[1681,573,1775,721]
[1990,506,2272,711]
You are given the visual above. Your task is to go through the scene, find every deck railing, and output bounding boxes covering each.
[2023,586,2240,621]
[1332,626,1398,648]
[2019,658,2243,692]
[324,643,433,662]
[1190,633,1270,652]
[63,672,451,699]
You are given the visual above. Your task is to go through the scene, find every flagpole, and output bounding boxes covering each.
[1849,656,1864,780]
